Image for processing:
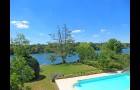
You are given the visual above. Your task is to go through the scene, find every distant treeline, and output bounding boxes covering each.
[10,42,130,55]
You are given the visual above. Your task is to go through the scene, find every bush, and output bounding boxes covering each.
[24,55,40,79]
[10,73,21,90]
[10,33,40,79]
[83,60,90,65]
[90,61,100,67]
[50,72,62,82]
[61,69,103,78]
[83,60,100,68]
[10,56,35,90]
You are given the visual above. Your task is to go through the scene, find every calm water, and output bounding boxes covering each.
[122,48,130,54]
[74,74,130,90]
[10,53,79,65]
[10,48,130,65]
[96,48,130,54]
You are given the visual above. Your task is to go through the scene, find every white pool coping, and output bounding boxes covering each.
[55,71,122,90]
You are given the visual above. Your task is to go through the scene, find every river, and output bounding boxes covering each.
[10,48,130,65]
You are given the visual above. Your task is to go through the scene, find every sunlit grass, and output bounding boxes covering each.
[25,62,102,90]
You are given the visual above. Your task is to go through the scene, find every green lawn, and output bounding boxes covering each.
[25,63,102,90]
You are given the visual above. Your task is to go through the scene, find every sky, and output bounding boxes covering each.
[10,0,130,44]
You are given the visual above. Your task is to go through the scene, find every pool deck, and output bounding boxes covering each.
[55,71,122,90]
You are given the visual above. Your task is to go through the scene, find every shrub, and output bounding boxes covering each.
[24,55,40,79]
[56,69,103,79]
[83,60,89,65]
[50,72,62,82]
[10,56,35,90]
[10,33,40,79]
[91,61,100,67]
[83,60,100,68]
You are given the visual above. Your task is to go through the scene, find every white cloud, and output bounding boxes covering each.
[92,35,100,37]
[10,20,29,29]
[22,20,29,24]
[72,30,81,33]
[100,29,106,32]
[39,33,44,36]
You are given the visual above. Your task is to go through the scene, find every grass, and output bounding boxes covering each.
[25,62,102,90]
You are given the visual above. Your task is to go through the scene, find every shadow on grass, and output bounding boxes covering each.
[27,75,46,83]
[35,75,46,81]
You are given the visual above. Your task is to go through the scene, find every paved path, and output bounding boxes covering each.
[56,71,122,90]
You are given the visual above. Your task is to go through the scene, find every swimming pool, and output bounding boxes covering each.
[74,73,130,90]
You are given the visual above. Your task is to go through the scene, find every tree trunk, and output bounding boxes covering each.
[62,56,66,63]
[62,59,66,63]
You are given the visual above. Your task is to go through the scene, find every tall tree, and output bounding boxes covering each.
[10,33,40,79]
[48,24,75,63]
[102,38,123,54]
[98,38,129,71]
[76,43,96,63]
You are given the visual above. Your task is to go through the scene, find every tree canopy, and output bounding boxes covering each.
[10,55,35,90]
[97,38,129,71]
[102,38,123,54]
[10,33,40,89]
[10,33,40,79]
[47,24,76,63]
[76,43,96,62]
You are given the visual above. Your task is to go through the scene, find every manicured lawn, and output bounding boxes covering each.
[25,62,102,90]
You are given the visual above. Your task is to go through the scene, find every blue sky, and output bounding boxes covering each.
[10,0,130,44]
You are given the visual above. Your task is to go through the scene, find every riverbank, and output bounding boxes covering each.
[10,48,130,65]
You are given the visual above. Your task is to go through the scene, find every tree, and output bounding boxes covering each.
[10,33,30,56]
[48,24,75,63]
[10,73,21,90]
[98,51,130,71]
[98,50,121,71]
[102,38,123,54]
[10,56,35,90]
[44,43,57,53]
[89,42,99,50]
[47,54,57,63]
[10,33,40,79]
[120,53,130,68]
[76,43,96,63]
[98,40,130,71]
[10,45,14,55]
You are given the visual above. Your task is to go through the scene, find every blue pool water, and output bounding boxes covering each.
[74,74,130,90]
